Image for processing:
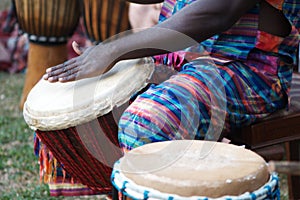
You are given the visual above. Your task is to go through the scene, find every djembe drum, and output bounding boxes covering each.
[81,0,131,44]
[112,140,280,199]
[13,0,81,109]
[23,58,154,193]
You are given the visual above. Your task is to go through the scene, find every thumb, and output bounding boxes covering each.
[72,41,84,55]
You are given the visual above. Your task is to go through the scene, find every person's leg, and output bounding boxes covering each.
[118,57,288,151]
[119,58,227,150]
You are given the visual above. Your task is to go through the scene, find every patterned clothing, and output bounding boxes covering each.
[34,134,102,196]
[118,0,299,150]
[31,21,105,197]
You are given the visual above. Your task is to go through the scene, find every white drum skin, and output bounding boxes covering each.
[23,57,154,131]
[112,140,280,200]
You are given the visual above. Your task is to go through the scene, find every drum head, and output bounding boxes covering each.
[112,140,271,198]
[23,58,154,131]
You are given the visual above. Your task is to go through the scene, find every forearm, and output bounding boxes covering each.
[158,0,259,42]
[99,27,196,69]
[43,0,261,82]
[103,0,258,65]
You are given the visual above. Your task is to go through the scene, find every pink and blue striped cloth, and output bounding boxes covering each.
[118,0,299,150]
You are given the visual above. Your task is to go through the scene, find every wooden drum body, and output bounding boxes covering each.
[81,0,131,44]
[14,0,81,109]
[23,58,155,193]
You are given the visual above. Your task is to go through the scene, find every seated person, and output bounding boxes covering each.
[43,0,299,152]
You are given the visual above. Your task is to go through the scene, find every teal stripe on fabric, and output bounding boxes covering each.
[119,0,297,151]
[119,57,287,150]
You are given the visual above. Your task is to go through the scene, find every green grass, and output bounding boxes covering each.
[0,2,63,197]
[0,72,55,199]
[0,72,103,199]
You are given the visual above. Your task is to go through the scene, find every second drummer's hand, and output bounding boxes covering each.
[43,41,115,82]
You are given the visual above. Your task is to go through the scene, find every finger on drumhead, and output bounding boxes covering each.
[58,68,78,79]
[46,59,76,73]
[45,67,65,78]
[47,76,59,82]
[58,74,77,82]
[46,62,64,72]
[42,73,49,80]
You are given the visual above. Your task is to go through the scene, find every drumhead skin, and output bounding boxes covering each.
[113,140,270,198]
[23,57,154,131]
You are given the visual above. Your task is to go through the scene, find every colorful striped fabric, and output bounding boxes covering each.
[202,0,299,62]
[158,0,299,94]
[35,112,121,196]
[202,0,299,95]
[159,0,176,22]
[118,0,299,151]
[48,176,101,197]
[34,135,102,196]
[119,54,288,149]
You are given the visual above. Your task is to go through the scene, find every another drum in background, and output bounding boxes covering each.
[13,0,81,109]
[81,0,131,44]
[23,58,155,193]
[112,140,280,200]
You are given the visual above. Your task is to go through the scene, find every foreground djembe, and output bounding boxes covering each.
[23,58,155,194]
[14,0,81,109]
[21,0,133,195]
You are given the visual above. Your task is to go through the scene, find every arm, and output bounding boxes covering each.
[113,0,260,60]
[44,0,259,82]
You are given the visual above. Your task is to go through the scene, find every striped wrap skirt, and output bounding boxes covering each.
[118,50,291,151]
